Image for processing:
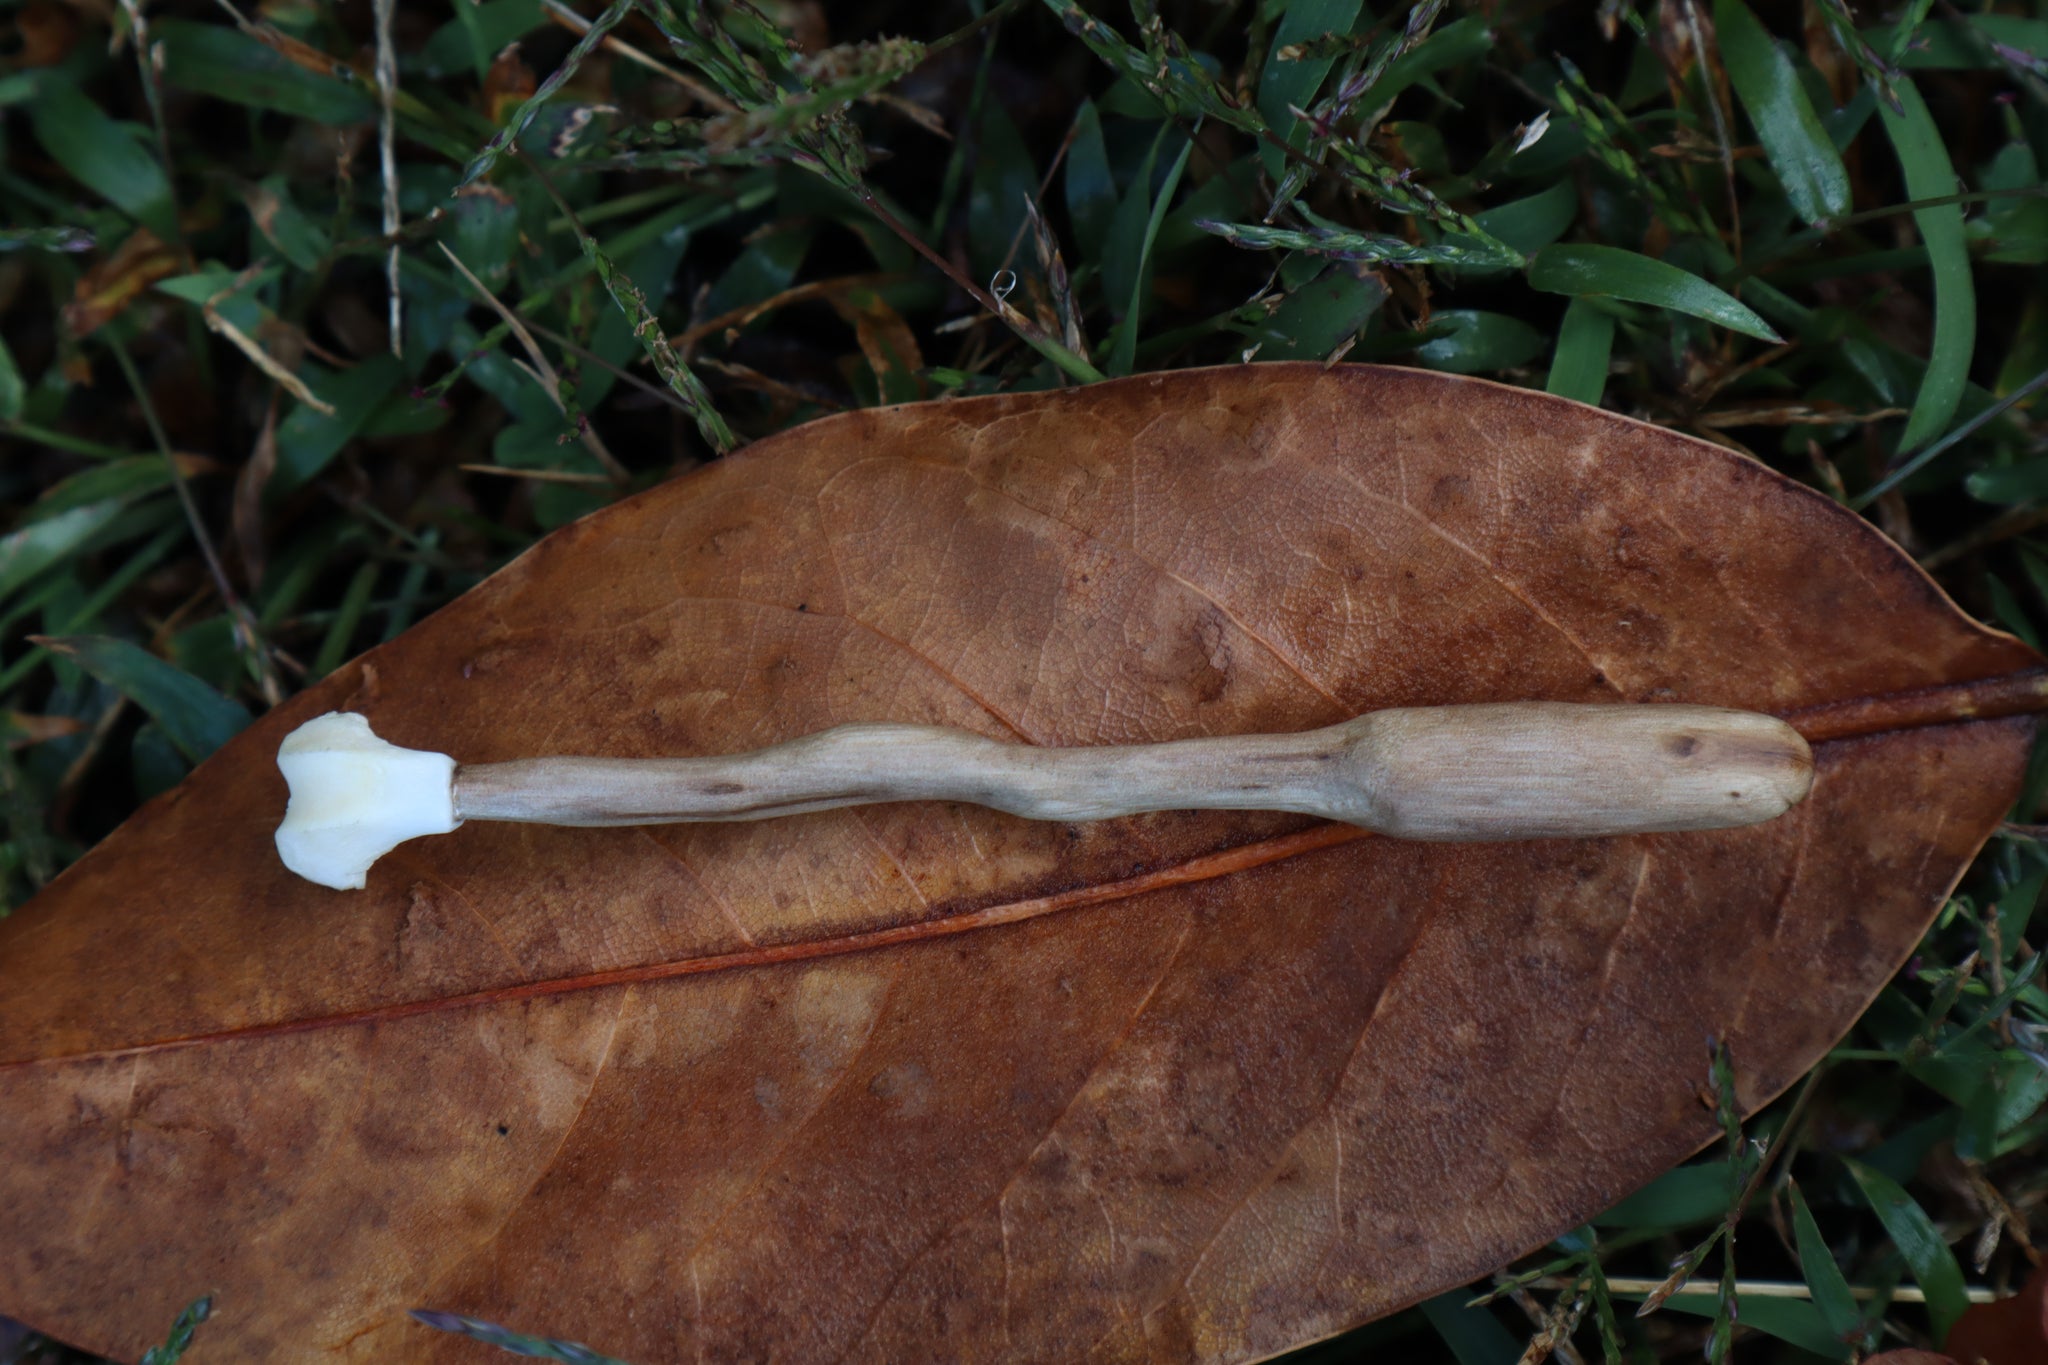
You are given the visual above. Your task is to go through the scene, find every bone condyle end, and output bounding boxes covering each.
[274,712,459,891]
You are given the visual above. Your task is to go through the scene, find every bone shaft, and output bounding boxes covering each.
[451,703,1813,839]
[453,724,1352,826]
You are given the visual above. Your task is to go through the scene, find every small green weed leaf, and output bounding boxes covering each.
[248,178,330,272]
[1257,0,1365,178]
[1650,1291,1849,1359]
[1252,264,1386,360]
[1409,309,1543,374]
[0,71,44,108]
[1358,16,1493,113]
[39,636,250,765]
[28,458,179,519]
[273,355,409,496]
[0,333,24,421]
[1472,180,1577,258]
[1843,1157,1969,1341]
[157,264,281,334]
[1529,244,1780,342]
[493,421,607,530]
[1972,143,2048,265]
[698,221,809,322]
[411,1308,632,1363]
[0,502,128,606]
[1879,77,1975,456]
[1995,870,2045,957]
[1955,1063,2007,1160]
[1546,297,1615,405]
[360,390,451,440]
[131,721,189,801]
[138,1295,211,1365]
[1063,101,1116,263]
[26,86,175,235]
[1418,1290,1520,1365]
[439,188,523,289]
[1967,459,2048,504]
[967,101,1036,280]
[1595,1161,1728,1228]
[157,21,374,124]
[1715,0,1850,225]
[416,0,543,81]
[1787,1181,1866,1349]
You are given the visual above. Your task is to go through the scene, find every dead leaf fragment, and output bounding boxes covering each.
[483,41,537,126]
[1945,1262,2048,1365]
[62,228,181,339]
[0,365,2039,1364]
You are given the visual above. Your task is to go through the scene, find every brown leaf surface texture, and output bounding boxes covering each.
[1,364,2038,1363]
[1946,1262,2048,1364]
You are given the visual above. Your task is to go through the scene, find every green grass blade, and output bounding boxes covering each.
[1064,99,1116,262]
[0,502,128,606]
[459,0,635,188]
[1715,0,1850,225]
[0,333,23,422]
[1410,309,1543,373]
[1256,0,1364,179]
[1472,180,1577,258]
[1878,77,1975,456]
[410,1309,633,1363]
[157,21,375,124]
[1528,244,1781,343]
[1547,298,1615,404]
[313,561,379,679]
[1418,1290,1520,1365]
[1842,1157,1970,1341]
[138,1295,212,1365]
[25,85,175,234]
[1199,219,1520,268]
[1649,1292,1850,1359]
[1108,136,1194,377]
[1787,1181,1866,1349]
[38,635,251,764]
[571,223,734,453]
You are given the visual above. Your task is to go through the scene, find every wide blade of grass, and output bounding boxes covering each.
[1256,0,1364,178]
[1843,1157,1970,1342]
[1878,77,1976,458]
[1714,0,1850,226]
[1528,244,1781,343]
[1418,1290,1519,1364]
[26,85,175,235]
[37,635,251,764]
[1546,297,1615,405]
[1787,1181,1866,1350]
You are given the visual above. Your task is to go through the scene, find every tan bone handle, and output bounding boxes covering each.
[452,701,1814,840]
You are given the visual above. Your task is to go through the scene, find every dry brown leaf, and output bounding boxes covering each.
[1,712,86,748]
[483,41,538,127]
[1,364,2042,1363]
[61,227,181,339]
[1945,1262,2048,1365]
